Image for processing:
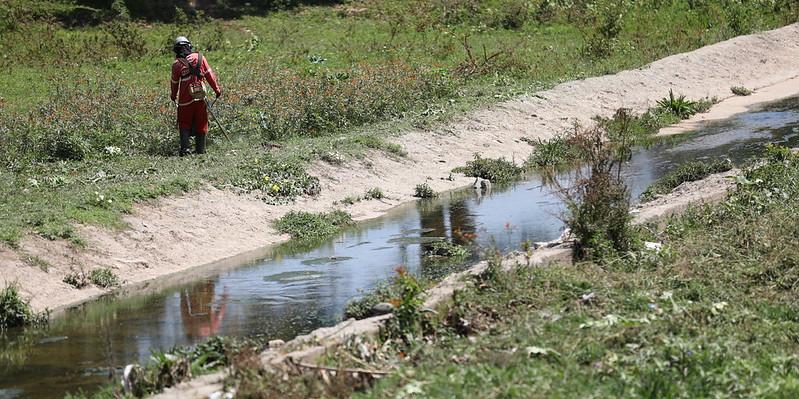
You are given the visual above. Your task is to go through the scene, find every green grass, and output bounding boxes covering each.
[0,284,48,329]
[413,183,436,198]
[640,158,734,202]
[227,146,799,398]
[274,210,353,241]
[2,0,798,252]
[88,267,121,288]
[452,154,524,183]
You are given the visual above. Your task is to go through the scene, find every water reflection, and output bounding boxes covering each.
[3,96,799,398]
[179,282,228,340]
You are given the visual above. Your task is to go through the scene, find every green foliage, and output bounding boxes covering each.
[364,187,385,200]
[253,62,454,141]
[640,159,733,202]
[231,154,321,204]
[73,336,254,398]
[526,134,585,168]
[274,210,352,241]
[0,284,47,329]
[425,240,470,259]
[23,254,51,272]
[547,125,637,262]
[656,89,714,119]
[382,267,426,340]
[88,267,120,288]
[413,183,436,198]
[225,152,799,399]
[529,107,685,170]
[0,0,792,249]
[344,280,404,320]
[452,154,524,183]
[731,85,753,96]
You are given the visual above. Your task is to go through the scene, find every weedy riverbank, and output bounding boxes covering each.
[214,145,799,398]
[2,0,797,249]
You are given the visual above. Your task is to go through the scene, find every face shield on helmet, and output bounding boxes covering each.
[173,36,192,57]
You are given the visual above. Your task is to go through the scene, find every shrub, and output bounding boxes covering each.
[88,267,120,288]
[425,240,470,258]
[527,135,584,168]
[0,284,47,329]
[545,126,636,261]
[63,269,89,289]
[414,183,436,198]
[364,187,384,200]
[640,159,733,202]
[452,154,523,183]
[657,89,697,119]
[656,90,714,119]
[731,86,753,96]
[250,61,454,141]
[274,210,352,241]
[381,267,426,340]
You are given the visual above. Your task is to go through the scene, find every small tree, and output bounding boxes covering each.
[545,110,637,261]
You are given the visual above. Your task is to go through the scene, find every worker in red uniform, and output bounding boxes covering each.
[170,36,221,156]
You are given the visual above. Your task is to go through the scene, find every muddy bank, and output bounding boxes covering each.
[2,23,799,313]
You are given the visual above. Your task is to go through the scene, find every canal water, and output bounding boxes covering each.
[3,96,799,398]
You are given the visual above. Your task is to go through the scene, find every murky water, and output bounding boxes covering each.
[3,97,799,398]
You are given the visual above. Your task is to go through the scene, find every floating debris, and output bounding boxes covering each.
[300,256,354,266]
[263,270,325,282]
[386,236,445,245]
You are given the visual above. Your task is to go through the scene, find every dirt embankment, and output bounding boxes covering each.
[2,23,799,313]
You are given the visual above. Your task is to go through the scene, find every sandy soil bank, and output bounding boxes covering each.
[2,23,799,313]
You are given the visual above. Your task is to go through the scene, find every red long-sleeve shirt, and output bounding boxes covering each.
[170,53,221,106]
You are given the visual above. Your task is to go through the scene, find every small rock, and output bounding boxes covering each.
[644,242,663,252]
[371,302,395,316]
[268,339,285,348]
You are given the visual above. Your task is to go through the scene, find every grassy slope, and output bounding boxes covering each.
[226,147,799,398]
[1,0,797,248]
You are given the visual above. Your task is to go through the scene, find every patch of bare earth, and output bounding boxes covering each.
[3,24,799,314]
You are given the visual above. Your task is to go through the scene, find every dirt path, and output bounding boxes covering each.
[2,23,799,313]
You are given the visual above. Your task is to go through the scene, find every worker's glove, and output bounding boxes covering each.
[216,90,223,98]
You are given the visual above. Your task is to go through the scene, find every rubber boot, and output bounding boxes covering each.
[179,128,192,156]
[195,134,207,155]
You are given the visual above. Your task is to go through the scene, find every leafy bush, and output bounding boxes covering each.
[452,154,524,183]
[364,187,385,200]
[425,240,470,258]
[414,183,436,198]
[640,159,733,202]
[63,269,89,289]
[527,135,585,168]
[731,86,753,96]
[546,126,636,261]
[655,90,715,119]
[274,210,352,241]
[656,89,697,119]
[0,284,47,329]
[381,267,427,340]
[88,267,120,288]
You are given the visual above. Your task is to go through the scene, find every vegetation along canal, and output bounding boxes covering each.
[3,97,799,398]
